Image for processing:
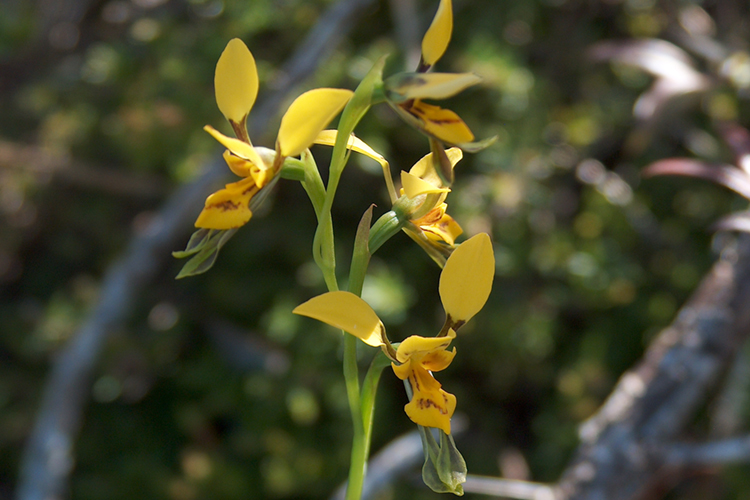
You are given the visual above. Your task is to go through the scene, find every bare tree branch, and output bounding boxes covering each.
[463,476,557,500]
[555,234,750,500]
[664,435,750,467]
[15,1,378,499]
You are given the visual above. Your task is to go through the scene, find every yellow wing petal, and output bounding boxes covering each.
[277,89,353,157]
[315,130,397,204]
[204,125,268,176]
[215,38,259,125]
[421,0,453,68]
[439,233,494,324]
[293,291,386,347]
[314,130,388,168]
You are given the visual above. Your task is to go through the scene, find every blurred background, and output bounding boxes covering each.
[2,0,750,498]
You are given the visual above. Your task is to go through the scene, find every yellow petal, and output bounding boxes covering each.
[401,171,450,198]
[204,125,268,176]
[315,129,397,203]
[403,365,456,434]
[395,334,454,364]
[195,177,258,230]
[386,72,481,101]
[277,88,354,157]
[215,38,259,125]
[439,233,494,324]
[409,101,475,144]
[422,346,457,372]
[314,130,387,167]
[421,0,453,68]
[293,291,386,347]
[223,150,253,178]
[418,210,463,246]
[409,147,463,187]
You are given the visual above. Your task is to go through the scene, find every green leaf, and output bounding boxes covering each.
[173,228,238,279]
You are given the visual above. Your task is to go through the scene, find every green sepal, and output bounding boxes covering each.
[417,425,467,495]
[455,134,498,153]
[173,228,238,279]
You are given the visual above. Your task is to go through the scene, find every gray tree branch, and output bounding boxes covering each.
[556,234,750,500]
[15,1,378,499]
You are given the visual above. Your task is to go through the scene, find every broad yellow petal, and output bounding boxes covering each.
[204,125,268,175]
[293,291,386,347]
[278,89,353,157]
[215,38,259,125]
[439,233,494,324]
[409,101,475,144]
[421,0,453,68]
[386,72,481,102]
[401,171,450,198]
[195,177,258,230]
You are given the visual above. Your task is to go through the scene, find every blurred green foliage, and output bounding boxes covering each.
[2,0,750,499]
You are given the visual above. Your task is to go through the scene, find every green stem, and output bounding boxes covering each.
[343,333,366,500]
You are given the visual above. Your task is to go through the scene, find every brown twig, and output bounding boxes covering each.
[15,1,378,499]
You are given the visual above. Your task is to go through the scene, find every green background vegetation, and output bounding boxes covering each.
[1,0,749,498]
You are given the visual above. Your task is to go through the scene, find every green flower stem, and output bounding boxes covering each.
[368,194,424,254]
[290,154,338,291]
[312,56,386,294]
[305,56,388,500]
[343,333,365,500]
[360,351,392,458]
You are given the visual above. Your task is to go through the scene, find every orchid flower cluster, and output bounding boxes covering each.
[175,0,495,497]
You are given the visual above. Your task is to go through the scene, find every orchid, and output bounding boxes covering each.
[174,6,497,495]
[383,0,494,154]
[400,147,465,265]
[314,128,464,265]
[196,38,353,230]
[293,233,494,434]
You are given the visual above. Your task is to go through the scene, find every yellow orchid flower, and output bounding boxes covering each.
[311,128,464,263]
[293,233,495,433]
[196,38,353,230]
[383,0,495,152]
[401,148,464,264]
[391,333,457,434]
